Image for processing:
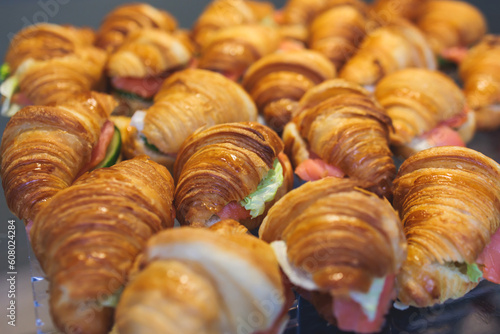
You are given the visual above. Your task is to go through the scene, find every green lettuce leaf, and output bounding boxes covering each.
[99,286,123,308]
[240,158,283,218]
[0,63,10,82]
[467,263,483,283]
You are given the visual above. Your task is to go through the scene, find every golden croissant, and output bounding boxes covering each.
[415,0,487,61]
[339,19,436,88]
[259,177,407,333]
[198,24,280,81]
[374,68,474,158]
[242,49,336,132]
[393,146,500,307]
[459,35,500,131]
[174,122,293,230]
[115,219,292,334]
[96,3,177,52]
[370,0,427,22]
[0,92,116,223]
[283,79,395,198]
[30,156,175,334]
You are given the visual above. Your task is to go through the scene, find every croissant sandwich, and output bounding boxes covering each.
[123,68,257,170]
[114,219,293,334]
[95,3,177,52]
[370,0,427,22]
[283,79,395,198]
[393,146,500,307]
[374,68,475,158]
[259,177,407,333]
[30,156,175,334]
[459,35,500,131]
[0,92,117,224]
[242,49,336,132]
[174,122,293,230]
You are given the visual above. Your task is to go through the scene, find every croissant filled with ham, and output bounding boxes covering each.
[0,92,116,223]
[123,68,257,170]
[114,219,292,334]
[283,79,395,198]
[393,146,500,307]
[259,177,407,333]
[374,68,474,158]
[174,122,293,229]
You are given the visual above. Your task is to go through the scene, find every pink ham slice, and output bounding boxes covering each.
[333,275,396,334]
[295,158,345,181]
[111,76,164,99]
[77,120,115,177]
[440,46,469,64]
[217,201,252,221]
[418,125,466,148]
[11,92,32,106]
[477,228,500,284]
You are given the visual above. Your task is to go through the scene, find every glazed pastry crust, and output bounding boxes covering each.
[393,146,500,307]
[0,92,116,222]
[30,156,175,334]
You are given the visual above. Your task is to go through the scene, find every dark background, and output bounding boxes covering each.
[0,1,498,333]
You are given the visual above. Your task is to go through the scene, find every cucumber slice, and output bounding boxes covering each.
[114,89,152,103]
[93,125,122,169]
[141,135,160,152]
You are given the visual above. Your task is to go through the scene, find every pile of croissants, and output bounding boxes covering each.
[1,0,500,333]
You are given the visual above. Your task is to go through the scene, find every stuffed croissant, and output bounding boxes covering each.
[242,49,336,132]
[30,156,175,334]
[370,0,427,22]
[114,219,293,334]
[123,68,257,170]
[259,177,407,333]
[374,68,475,158]
[283,79,395,198]
[459,35,500,131]
[393,146,500,307]
[0,92,116,224]
[174,122,293,230]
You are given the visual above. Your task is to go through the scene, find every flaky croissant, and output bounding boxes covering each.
[415,0,487,59]
[283,79,395,198]
[30,156,175,334]
[96,3,177,52]
[374,68,473,157]
[242,49,336,132]
[198,24,280,81]
[174,122,293,229]
[339,20,436,87]
[393,146,500,307]
[370,0,427,22]
[459,35,500,131]
[115,220,292,334]
[4,23,95,73]
[123,69,257,170]
[0,92,116,223]
[259,177,407,333]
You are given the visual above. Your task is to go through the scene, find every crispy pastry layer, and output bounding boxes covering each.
[0,92,116,222]
[30,156,175,334]
[96,3,177,52]
[459,35,500,131]
[115,220,290,334]
[370,0,427,22]
[242,49,336,132]
[287,79,395,198]
[174,122,293,228]
[339,20,436,86]
[393,146,500,307]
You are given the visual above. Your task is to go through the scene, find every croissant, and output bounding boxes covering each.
[192,0,259,47]
[393,146,500,307]
[308,2,368,70]
[259,177,407,333]
[30,156,175,334]
[370,0,427,22]
[123,68,257,170]
[115,219,292,334]
[4,23,95,73]
[339,20,436,88]
[242,49,336,132]
[198,24,280,81]
[280,0,327,26]
[459,35,500,131]
[415,0,487,61]
[283,79,395,198]
[95,3,177,52]
[374,68,474,157]
[0,92,116,223]
[174,122,293,230]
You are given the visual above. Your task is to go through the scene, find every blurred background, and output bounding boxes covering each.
[0,1,498,333]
